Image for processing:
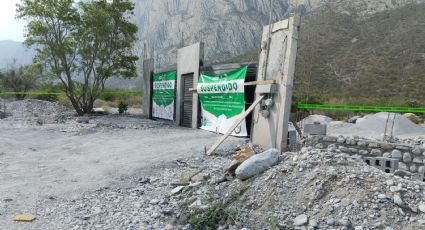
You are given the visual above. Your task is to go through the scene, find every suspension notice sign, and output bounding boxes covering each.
[197,66,248,137]
[152,71,176,120]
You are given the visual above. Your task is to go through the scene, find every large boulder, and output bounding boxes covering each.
[235,149,280,180]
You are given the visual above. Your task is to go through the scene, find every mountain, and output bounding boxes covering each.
[133,0,425,106]
[294,3,425,105]
[0,40,36,70]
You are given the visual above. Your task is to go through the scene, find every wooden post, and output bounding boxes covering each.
[206,95,265,155]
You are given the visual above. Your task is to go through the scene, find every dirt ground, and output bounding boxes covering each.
[0,101,245,228]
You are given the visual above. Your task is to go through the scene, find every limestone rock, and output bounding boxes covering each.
[403,152,412,163]
[412,147,423,156]
[394,193,403,206]
[391,150,402,160]
[294,214,308,226]
[235,149,280,180]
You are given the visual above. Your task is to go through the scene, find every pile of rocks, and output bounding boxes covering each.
[304,135,425,180]
[19,144,425,229]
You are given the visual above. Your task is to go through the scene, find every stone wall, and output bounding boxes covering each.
[304,135,425,181]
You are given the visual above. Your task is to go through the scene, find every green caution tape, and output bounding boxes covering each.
[298,103,425,114]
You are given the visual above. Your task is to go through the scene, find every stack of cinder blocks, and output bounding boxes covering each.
[364,157,399,173]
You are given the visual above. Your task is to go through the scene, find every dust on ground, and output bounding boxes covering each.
[0,100,245,229]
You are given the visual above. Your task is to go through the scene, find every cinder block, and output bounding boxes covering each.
[373,157,384,169]
[377,157,399,173]
[303,124,327,136]
[364,157,374,166]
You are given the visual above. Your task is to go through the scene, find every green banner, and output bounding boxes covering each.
[152,71,176,120]
[198,66,248,137]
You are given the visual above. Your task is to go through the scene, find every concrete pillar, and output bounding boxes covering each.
[176,42,204,127]
[251,16,300,152]
[142,58,154,117]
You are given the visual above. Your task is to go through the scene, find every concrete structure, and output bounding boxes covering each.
[176,43,204,128]
[251,16,301,152]
[142,58,154,117]
[305,135,425,181]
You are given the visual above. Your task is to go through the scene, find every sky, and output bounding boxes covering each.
[0,0,25,42]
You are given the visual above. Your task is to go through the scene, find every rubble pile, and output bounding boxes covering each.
[22,144,425,229]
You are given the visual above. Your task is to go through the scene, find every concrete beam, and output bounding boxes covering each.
[176,43,204,127]
[142,58,154,117]
[251,16,300,152]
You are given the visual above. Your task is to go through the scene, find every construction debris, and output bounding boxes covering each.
[13,214,36,222]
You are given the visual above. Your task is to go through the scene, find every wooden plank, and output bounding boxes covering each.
[291,120,302,137]
[244,80,276,86]
[206,95,265,155]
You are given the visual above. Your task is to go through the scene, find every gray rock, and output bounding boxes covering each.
[413,148,423,156]
[419,203,425,213]
[413,157,424,163]
[359,150,369,155]
[403,152,412,163]
[326,217,335,225]
[418,166,425,174]
[383,152,391,158]
[369,142,380,148]
[346,138,357,145]
[235,149,279,180]
[396,145,410,151]
[309,219,318,228]
[337,136,345,143]
[398,162,408,170]
[357,141,368,147]
[410,164,418,173]
[294,214,309,226]
[394,193,404,206]
[371,149,382,155]
[392,150,402,160]
[323,136,337,142]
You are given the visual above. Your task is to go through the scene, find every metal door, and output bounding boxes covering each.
[181,73,194,128]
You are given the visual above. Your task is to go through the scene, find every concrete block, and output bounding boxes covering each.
[378,157,399,173]
[364,157,374,166]
[323,136,338,142]
[303,124,327,136]
[255,84,278,94]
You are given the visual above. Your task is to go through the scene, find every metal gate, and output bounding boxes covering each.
[181,73,194,128]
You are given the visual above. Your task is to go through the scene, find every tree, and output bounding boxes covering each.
[17,0,139,115]
[0,60,42,100]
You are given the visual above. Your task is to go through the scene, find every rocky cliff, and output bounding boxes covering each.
[133,0,425,70]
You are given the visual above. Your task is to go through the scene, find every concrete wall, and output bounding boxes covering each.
[251,16,300,152]
[176,43,204,127]
[142,59,154,117]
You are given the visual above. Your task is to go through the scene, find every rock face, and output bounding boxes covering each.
[235,149,280,180]
[133,0,425,70]
[133,0,291,69]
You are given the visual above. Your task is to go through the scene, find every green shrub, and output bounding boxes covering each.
[187,203,233,230]
[118,101,128,114]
